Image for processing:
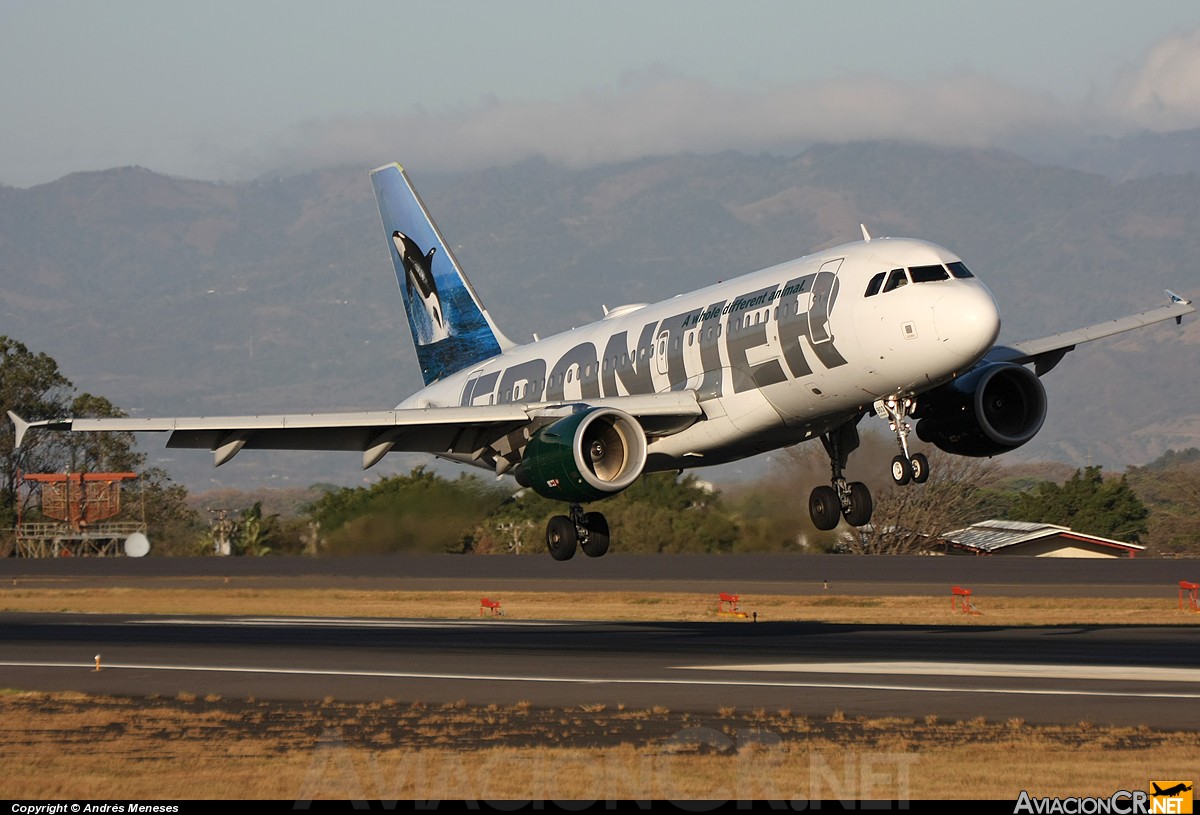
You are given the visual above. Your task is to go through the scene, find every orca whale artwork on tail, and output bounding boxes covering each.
[9,161,1195,560]
[391,230,449,345]
[372,165,507,385]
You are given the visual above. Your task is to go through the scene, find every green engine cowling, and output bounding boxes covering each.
[515,407,648,503]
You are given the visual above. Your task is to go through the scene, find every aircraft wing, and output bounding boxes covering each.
[984,292,1194,376]
[8,392,703,470]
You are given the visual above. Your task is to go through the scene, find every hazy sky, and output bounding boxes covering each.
[5,0,1200,187]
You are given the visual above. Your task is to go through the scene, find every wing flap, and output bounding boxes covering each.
[70,405,531,433]
[164,423,516,456]
[12,392,704,468]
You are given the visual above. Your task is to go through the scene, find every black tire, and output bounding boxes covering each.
[891,454,913,486]
[809,486,841,531]
[842,482,873,527]
[910,453,930,484]
[546,515,577,561]
[581,512,610,558]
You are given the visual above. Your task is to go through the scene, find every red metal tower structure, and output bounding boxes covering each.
[15,471,146,557]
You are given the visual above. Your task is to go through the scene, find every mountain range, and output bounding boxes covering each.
[2,142,1197,492]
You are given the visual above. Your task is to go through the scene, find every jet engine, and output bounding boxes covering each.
[914,362,1047,457]
[515,407,648,503]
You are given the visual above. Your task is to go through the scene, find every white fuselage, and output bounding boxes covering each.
[398,237,1001,472]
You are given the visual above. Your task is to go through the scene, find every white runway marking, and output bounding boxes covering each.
[675,661,1200,684]
[3,661,1199,700]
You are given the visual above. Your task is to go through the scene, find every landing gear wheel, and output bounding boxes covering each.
[910,453,930,484]
[546,515,577,561]
[580,512,610,558]
[809,486,841,531]
[842,481,873,527]
[891,454,913,486]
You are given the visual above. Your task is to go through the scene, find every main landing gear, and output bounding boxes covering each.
[808,420,874,531]
[808,398,933,532]
[876,397,929,486]
[546,504,610,561]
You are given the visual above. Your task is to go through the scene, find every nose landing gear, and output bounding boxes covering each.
[877,397,929,485]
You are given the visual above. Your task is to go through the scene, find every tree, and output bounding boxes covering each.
[1127,451,1200,555]
[135,467,203,556]
[1138,468,1200,554]
[1,336,73,528]
[763,432,1001,554]
[235,502,277,556]
[1010,465,1149,542]
[468,471,741,555]
[847,449,1001,555]
[1,336,199,554]
[59,393,142,474]
[738,442,850,553]
[606,473,739,554]
[307,467,509,554]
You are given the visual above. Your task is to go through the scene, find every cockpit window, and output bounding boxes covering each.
[947,261,975,279]
[909,264,950,283]
[881,268,908,293]
[864,272,886,297]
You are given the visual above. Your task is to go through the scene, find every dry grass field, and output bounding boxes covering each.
[2,584,1196,801]
[3,584,1199,625]
[1,690,1194,801]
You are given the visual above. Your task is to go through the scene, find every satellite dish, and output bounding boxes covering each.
[123,532,150,558]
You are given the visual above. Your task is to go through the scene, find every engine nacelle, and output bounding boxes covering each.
[915,362,1047,457]
[515,407,648,503]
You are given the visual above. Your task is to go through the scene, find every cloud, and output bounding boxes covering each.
[11,26,1200,187]
[225,26,1200,178]
[237,70,1079,178]
[1107,27,1200,131]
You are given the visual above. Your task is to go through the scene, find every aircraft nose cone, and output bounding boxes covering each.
[933,283,1001,360]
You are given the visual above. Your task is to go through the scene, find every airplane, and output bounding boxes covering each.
[9,162,1196,560]
[1151,783,1193,797]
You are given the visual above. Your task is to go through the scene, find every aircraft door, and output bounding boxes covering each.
[808,259,843,344]
[655,330,670,376]
[678,326,705,391]
[460,369,487,405]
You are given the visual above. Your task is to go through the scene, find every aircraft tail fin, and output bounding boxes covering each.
[370,163,514,385]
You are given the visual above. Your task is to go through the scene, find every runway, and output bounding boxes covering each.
[4,552,1196,596]
[2,612,1198,729]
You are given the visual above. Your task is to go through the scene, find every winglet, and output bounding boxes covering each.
[1166,290,1191,324]
[8,412,74,449]
[7,411,30,449]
